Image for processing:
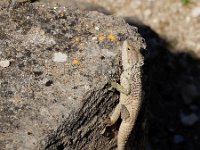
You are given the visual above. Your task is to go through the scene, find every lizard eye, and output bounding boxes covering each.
[127,47,131,51]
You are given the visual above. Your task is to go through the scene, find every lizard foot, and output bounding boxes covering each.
[100,116,112,135]
[111,81,119,89]
[104,116,113,126]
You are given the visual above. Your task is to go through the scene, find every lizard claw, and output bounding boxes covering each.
[108,80,117,91]
[100,116,112,135]
[111,81,119,89]
[100,127,106,135]
[104,117,112,126]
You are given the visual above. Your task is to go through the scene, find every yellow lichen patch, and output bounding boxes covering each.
[78,43,85,52]
[59,11,65,17]
[72,58,79,65]
[72,36,80,43]
[107,33,116,41]
[63,22,68,27]
[97,34,106,40]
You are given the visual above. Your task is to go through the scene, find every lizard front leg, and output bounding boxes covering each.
[102,80,128,127]
[109,78,130,124]
[111,79,130,95]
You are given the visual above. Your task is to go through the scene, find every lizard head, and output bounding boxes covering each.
[122,40,144,70]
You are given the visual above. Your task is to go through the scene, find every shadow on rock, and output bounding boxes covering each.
[126,18,200,150]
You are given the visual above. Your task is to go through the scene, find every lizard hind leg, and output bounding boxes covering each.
[111,81,130,95]
[110,104,121,125]
[100,104,121,135]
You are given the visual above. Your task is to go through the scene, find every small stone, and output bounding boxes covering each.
[65,33,73,38]
[191,7,200,17]
[180,112,199,126]
[100,49,116,58]
[53,52,67,62]
[0,60,10,68]
[84,85,91,90]
[92,37,98,41]
[173,134,184,144]
[16,53,23,58]
[144,9,151,17]
[95,26,99,30]
[185,16,191,23]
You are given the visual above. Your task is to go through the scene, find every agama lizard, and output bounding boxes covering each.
[108,40,144,150]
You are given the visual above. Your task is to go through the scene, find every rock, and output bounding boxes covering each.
[0,1,145,150]
[53,52,68,62]
[180,112,199,126]
[0,60,10,68]
[191,7,200,17]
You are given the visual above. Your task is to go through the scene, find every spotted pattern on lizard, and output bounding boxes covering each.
[108,39,144,150]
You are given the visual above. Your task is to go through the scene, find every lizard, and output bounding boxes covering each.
[107,39,144,150]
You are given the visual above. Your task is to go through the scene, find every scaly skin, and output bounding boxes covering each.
[109,40,144,150]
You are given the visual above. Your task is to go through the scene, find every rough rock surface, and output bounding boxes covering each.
[0,1,145,150]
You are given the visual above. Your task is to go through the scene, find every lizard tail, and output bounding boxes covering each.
[117,122,133,150]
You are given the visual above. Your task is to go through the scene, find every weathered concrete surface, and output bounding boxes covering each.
[0,1,145,150]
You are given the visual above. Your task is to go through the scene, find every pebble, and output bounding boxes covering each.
[185,16,191,23]
[180,112,199,126]
[144,9,151,17]
[92,37,98,41]
[0,60,10,68]
[53,52,67,62]
[100,49,116,58]
[16,53,23,58]
[173,134,184,144]
[65,33,73,38]
[95,26,99,30]
[191,7,200,17]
